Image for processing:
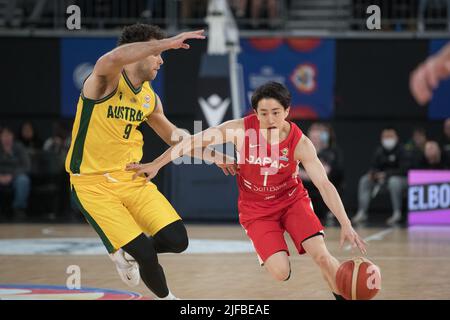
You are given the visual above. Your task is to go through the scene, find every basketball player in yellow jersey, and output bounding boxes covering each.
[65,24,205,300]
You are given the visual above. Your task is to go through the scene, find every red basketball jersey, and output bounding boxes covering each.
[237,114,309,221]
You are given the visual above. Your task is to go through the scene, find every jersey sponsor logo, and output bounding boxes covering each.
[252,182,288,193]
[246,155,290,169]
[106,105,144,122]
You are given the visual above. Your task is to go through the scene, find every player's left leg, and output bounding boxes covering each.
[152,220,188,254]
[302,235,341,295]
[122,180,187,252]
[282,196,343,299]
[115,178,187,299]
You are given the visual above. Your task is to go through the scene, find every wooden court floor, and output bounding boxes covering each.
[1,223,450,300]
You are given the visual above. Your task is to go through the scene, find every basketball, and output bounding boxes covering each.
[336,257,382,300]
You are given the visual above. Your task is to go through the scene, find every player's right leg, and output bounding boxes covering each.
[70,182,143,287]
[264,251,291,281]
[241,218,291,281]
[122,233,176,299]
[70,181,174,298]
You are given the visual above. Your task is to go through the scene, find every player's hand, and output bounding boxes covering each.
[166,30,206,50]
[340,224,367,255]
[216,163,239,176]
[410,51,450,105]
[126,162,160,182]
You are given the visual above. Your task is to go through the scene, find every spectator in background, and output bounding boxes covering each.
[230,0,248,18]
[319,123,344,225]
[18,121,42,157]
[403,127,427,170]
[299,124,325,219]
[421,140,447,169]
[299,123,344,224]
[250,0,280,28]
[181,0,208,27]
[43,121,71,218]
[0,127,31,220]
[352,127,408,226]
[43,121,71,158]
[440,118,450,166]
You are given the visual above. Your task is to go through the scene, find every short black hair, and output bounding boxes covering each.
[117,24,165,46]
[251,81,291,110]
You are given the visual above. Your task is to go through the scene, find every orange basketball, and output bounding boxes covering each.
[336,257,382,300]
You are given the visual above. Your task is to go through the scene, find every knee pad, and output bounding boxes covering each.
[155,220,189,253]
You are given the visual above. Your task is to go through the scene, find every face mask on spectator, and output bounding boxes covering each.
[320,131,329,146]
[382,138,397,150]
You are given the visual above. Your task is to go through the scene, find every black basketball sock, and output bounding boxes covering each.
[332,292,346,300]
[123,233,169,298]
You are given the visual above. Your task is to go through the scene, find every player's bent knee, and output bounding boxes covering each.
[312,253,331,268]
[154,220,189,253]
[170,234,189,253]
[271,268,291,282]
[267,264,291,281]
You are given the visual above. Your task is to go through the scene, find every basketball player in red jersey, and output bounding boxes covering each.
[127,82,367,300]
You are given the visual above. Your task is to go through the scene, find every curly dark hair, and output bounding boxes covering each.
[117,24,165,46]
[251,81,291,110]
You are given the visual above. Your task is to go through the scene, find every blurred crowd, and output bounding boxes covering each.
[0,121,74,222]
[2,118,450,224]
[299,119,450,227]
[178,0,282,29]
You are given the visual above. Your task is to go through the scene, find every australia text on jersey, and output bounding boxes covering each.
[106,105,145,122]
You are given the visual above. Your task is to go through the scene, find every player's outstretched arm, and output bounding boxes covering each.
[295,135,367,254]
[84,30,206,100]
[410,42,450,105]
[95,29,205,77]
[127,119,244,180]
[146,95,237,174]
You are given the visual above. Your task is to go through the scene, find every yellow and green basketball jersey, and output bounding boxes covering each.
[65,71,157,175]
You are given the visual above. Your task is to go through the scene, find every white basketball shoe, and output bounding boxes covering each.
[109,249,140,287]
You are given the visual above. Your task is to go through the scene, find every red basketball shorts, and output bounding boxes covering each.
[239,195,324,264]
